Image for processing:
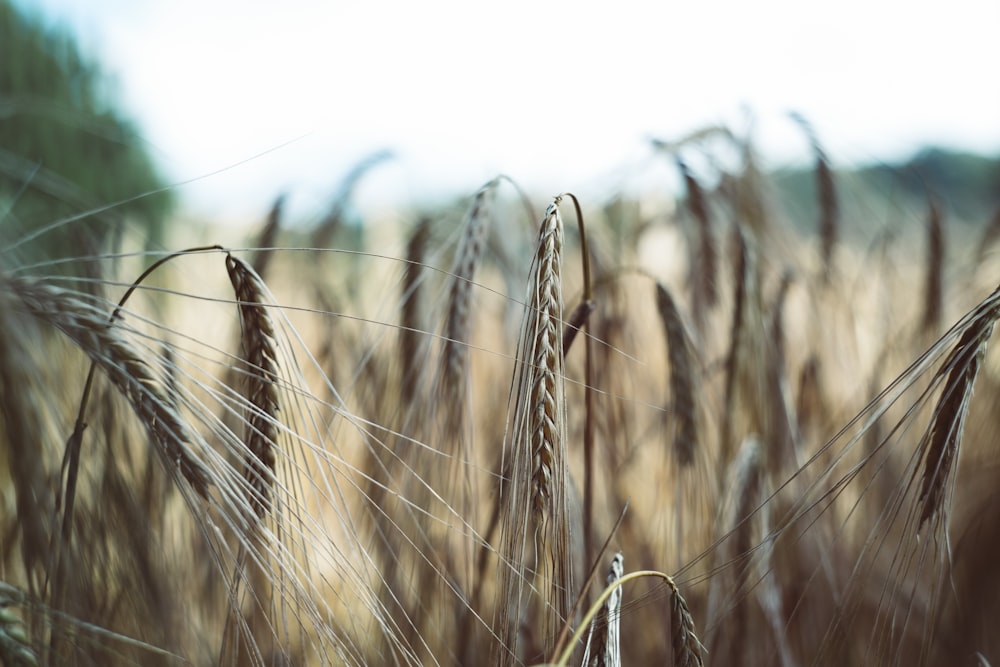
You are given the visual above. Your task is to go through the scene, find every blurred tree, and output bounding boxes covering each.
[0,0,174,265]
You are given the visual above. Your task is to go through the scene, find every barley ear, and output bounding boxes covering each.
[670,580,707,667]
[526,202,566,528]
[922,195,944,334]
[312,149,394,249]
[442,179,497,408]
[918,286,1000,527]
[251,193,284,278]
[581,553,623,667]
[399,217,432,404]
[226,254,280,519]
[7,277,211,496]
[790,112,838,282]
[496,199,573,665]
[675,158,717,329]
[720,223,751,464]
[655,283,699,467]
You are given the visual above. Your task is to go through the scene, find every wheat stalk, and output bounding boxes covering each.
[918,286,1000,527]
[581,552,623,667]
[670,579,707,667]
[710,434,763,663]
[655,282,699,467]
[562,298,596,357]
[497,199,574,665]
[790,112,838,282]
[721,223,751,464]
[442,179,497,402]
[251,193,284,279]
[922,195,944,334]
[676,158,718,330]
[525,202,566,528]
[399,217,432,404]
[225,253,279,519]
[6,276,210,496]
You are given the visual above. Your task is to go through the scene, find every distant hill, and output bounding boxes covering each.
[773,147,1000,233]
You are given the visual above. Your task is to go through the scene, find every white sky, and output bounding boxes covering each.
[23,0,1000,222]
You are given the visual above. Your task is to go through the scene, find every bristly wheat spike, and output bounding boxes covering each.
[6,277,210,496]
[582,552,623,667]
[922,196,944,334]
[655,283,699,467]
[790,112,838,282]
[676,158,717,327]
[497,198,573,665]
[442,179,497,398]
[670,580,707,667]
[226,254,279,519]
[251,193,284,279]
[918,286,1000,527]
[527,201,565,524]
[400,217,431,404]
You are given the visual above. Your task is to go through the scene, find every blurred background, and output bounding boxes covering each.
[2,4,1000,664]
[3,0,999,229]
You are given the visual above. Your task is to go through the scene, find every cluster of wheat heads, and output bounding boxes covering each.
[1,130,1000,666]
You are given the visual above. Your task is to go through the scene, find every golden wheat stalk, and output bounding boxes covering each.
[721,222,751,464]
[251,193,284,279]
[655,282,699,467]
[708,434,763,663]
[581,552,623,667]
[496,199,574,665]
[525,202,567,528]
[399,217,432,404]
[922,195,944,334]
[670,579,707,667]
[442,179,497,400]
[6,276,210,496]
[676,158,717,330]
[918,285,1000,527]
[790,112,838,282]
[225,254,279,519]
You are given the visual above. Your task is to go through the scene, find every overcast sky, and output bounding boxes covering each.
[22,0,1000,222]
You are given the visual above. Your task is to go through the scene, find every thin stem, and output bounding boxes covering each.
[46,244,224,666]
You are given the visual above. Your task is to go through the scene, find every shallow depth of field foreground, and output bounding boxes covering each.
[2,129,1000,667]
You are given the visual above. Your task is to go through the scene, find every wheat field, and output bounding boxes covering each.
[1,127,999,667]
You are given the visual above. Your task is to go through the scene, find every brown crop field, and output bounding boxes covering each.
[1,127,999,666]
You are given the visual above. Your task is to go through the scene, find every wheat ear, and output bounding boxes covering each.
[526,202,566,527]
[918,286,1000,527]
[497,199,573,665]
[922,195,944,334]
[7,277,210,495]
[670,579,707,667]
[399,217,431,404]
[720,223,750,464]
[676,158,717,329]
[655,282,699,467]
[442,179,496,400]
[581,552,623,667]
[225,254,279,519]
[790,112,838,282]
[554,568,705,667]
[251,193,284,279]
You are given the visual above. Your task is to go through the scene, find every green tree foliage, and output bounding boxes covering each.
[0,0,174,264]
